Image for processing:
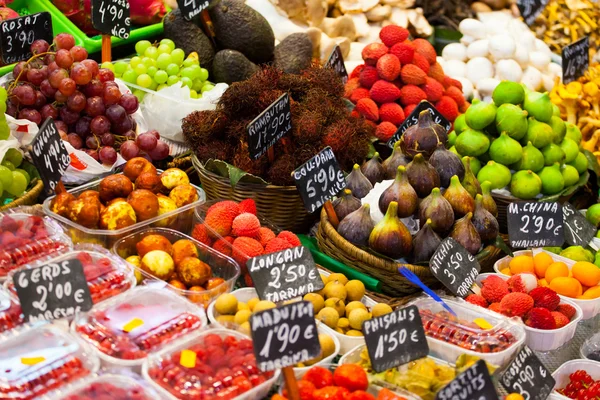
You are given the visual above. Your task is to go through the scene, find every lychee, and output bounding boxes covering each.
[500,292,534,317]
[238,198,257,215]
[370,80,401,103]
[232,213,261,238]
[551,311,570,328]
[411,53,430,74]
[379,103,405,125]
[277,231,301,247]
[524,307,557,330]
[265,237,293,254]
[413,38,437,64]
[362,43,389,66]
[399,85,427,106]
[379,25,409,47]
[258,227,276,247]
[422,77,444,102]
[435,96,459,121]
[507,273,538,294]
[350,88,370,103]
[375,122,397,141]
[359,66,379,89]
[465,294,488,308]
[481,276,509,303]
[376,54,401,81]
[529,287,560,311]
[401,64,427,85]
[427,62,446,83]
[390,42,415,64]
[556,303,577,320]
[355,98,379,121]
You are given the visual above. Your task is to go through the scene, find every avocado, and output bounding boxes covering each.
[163,9,215,69]
[273,33,313,74]
[209,0,275,64]
[212,49,259,84]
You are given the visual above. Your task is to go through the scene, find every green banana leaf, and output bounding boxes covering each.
[203,159,268,187]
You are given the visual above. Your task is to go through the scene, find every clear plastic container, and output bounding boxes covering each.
[581,331,600,361]
[4,244,136,306]
[408,296,526,367]
[72,287,207,369]
[0,323,99,399]
[142,328,279,400]
[56,373,162,399]
[112,228,240,309]
[0,206,72,279]
[551,359,600,400]
[0,285,23,333]
[42,172,206,248]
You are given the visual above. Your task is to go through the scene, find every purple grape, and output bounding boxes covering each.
[26,68,45,86]
[105,104,126,125]
[119,94,139,114]
[59,107,79,125]
[44,54,55,66]
[75,116,92,137]
[55,120,68,133]
[40,104,59,120]
[136,133,157,152]
[55,91,68,103]
[34,91,46,108]
[31,39,50,55]
[13,85,36,106]
[146,130,160,140]
[85,96,105,117]
[99,146,118,165]
[85,135,100,149]
[101,133,115,146]
[82,80,104,98]
[18,109,42,125]
[12,61,27,78]
[119,140,140,160]
[67,133,83,149]
[124,130,136,140]
[148,140,170,160]
[40,79,57,98]
[6,104,17,118]
[112,116,133,134]
[84,149,99,161]
[67,91,86,113]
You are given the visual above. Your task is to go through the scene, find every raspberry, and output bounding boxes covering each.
[375,122,397,141]
[390,41,415,64]
[379,25,409,47]
[359,65,379,89]
[376,54,401,81]
[370,80,401,103]
[355,98,379,121]
[379,102,405,125]
[362,43,388,66]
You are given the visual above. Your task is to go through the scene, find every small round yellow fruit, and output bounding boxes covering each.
[237,302,249,312]
[317,307,339,329]
[239,321,251,335]
[348,308,370,330]
[319,334,336,358]
[324,297,345,317]
[328,273,349,285]
[234,309,252,325]
[337,317,350,329]
[216,315,236,325]
[247,297,259,311]
[345,301,367,316]
[371,303,393,318]
[253,300,276,313]
[303,293,325,313]
[346,330,363,336]
[345,280,365,301]
[215,293,238,315]
[323,281,347,301]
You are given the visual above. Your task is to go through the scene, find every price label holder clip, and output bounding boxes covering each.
[0,12,53,65]
[436,359,499,400]
[250,301,321,400]
[563,202,596,247]
[387,101,451,149]
[507,201,565,249]
[91,0,132,62]
[500,346,555,400]
[429,237,481,298]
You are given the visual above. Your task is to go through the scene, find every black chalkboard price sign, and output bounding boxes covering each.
[507,201,564,248]
[293,147,346,213]
[363,305,428,373]
[91,0,131,40]
[325,45,348,84]
[250,301,321,371]
[247,93,292,160]
[388,101,451,148]
[500,346,555,400]
[31,118,71,196]
[429,238,480,298]
[247,246,324,302]
[436,360,499,400]
[13,259,93,322]
[0,12,52,65]
[562,37,590,84]
[177,0,210,21]
[563,202,596,247]
[517,0,549,26]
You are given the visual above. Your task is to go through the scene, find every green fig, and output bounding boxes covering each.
[480,181,498,217]
[539,163,565,195]
[560,138,579,163]
[465,99,497,130]
[510,170,542,199]
[461,157,481,198]
[454,114,468,134]
[368,201,412,258]
[552,103,561,117]
[568,151,588,174]
[565,122,582,144]
[541,143,565,166]
[455,128,490,157]
[511,141,544,172]
[523,91,553,123]
[522,117,553,149]
[477,161,511,189]
[492,81,525,106]
[548,116,566,144]
[444,175,475,217]
[463,156,481,176]
[448,130,457,147]
[586,204,600,227]
[495,104,528,140]
[561,164,580,187]
[489,132,523,165]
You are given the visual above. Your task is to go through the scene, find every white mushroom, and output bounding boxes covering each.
[534,39,553,57]
[320,35,351,61]
[319,16,357,40]
[348,13,370,37]
[458,18,486,39]
[529,51,551,71]
[460,35,477,46]
[513,44,530,68]
[444,60,468,78]
[347,41,367,62]
[442,43,468,62]
[406,8,433,37]
[547,62,563,79]
[488,34,515,60]
[466,39,489,59]
[338,0,379,14]
[521,66,543,91]
[476,77,501,98]
[495,59,523,82]
[455,77,474,100]
[305,27,323,59]
[365,5,392,21]
[542,74,555,93]
[466,57,494,84]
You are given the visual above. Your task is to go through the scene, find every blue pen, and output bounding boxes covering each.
[398,266,457,317]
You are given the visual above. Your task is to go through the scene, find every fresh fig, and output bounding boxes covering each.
[560,138,579,163]
[412,219,442,264]
[539,163,564,195]
[333,189,361,221]
[406,154,440,198]
[489,132,523,165]
[455,128,490,157]
[465,99,497,130]
[369,201,412,259]
[565,122,582,144]
[361,152,385,185]
[480,181,498,217]
[463,156,481,176]
[450,212,481,255]
[418,188,454,234]
[443,175,475,217]
[492,81,525,106]
[382,141,410,179]
[549,115,566,144]
[337,204,375,246]
[472,194,499,242]
[511,141,544,172]
[522,117,553,149]
[541,143,565,166]
[495,104,528,140]
[523,91,553,123]
[454,114,468,134]
[429,144,465,188]
[460,157,481,198]
[379,166,418,218]
[400,110,448,159]
[346,164,373,199]
[477,161,511,189]
[510,170,542,199]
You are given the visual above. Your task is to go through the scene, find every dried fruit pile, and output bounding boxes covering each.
[183,65,373,186]
[556,370,600,399]
[346,25,468,141]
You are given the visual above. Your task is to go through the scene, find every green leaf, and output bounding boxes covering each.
[343,98,355,112]
[204,159,230,178]
[494,236,513,257]
[584,149,600,186]
[203,159,268,187]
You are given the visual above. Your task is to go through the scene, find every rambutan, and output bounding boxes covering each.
[500,292,534,317]
[238,199,257,215]
[481,276,509,303]
[350,64,365,79]
[399,85,427,106]
[355,98,379,121]
[421,77,444,102]
[232,213,261,238]
[465,294,488,308]
[411,53,430,74]
[401,64,427,85]
[524,307,557,330]
[376,54,401,81]
[362,43,389,66]
[370,80,402,104]
[390,42,415,65]
[551,311,570,328]
[379,25,409,47]
[413,38,437,64]
[375,122,397,141]
[265,237,294,254]
[277,231,301,247]
[231,237,264,269]
[427,62,446,83]
[444,86,466,107]
[529,287,560,311]
[322,119,353,153]
[359,66,379,89]
[213,236,234,257]
[556,303,577,320]
[435,96,459,122]
[379,103,405,125]
[266,153,296,186]
[350,88,371,104]
[258,227,276,247]
[205,201,240,238]
[507,273,538,294]
[191,223,213,247]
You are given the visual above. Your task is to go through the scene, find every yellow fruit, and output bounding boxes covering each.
[549,277,582,298]
[234,309,252,325]
[216,315,235,324]
[215,294,238,315]
[237,302,249,312]
[506,394,525,400]
[345,280,366,301]
[538,278,548,287]
[509,255,535,275]
[328,273,349,285]
[303,293,325,313]
[317,307,340,329]
[324,297,346,317]
[335,327,345,334]
[500,268,512,276]
[320,273,329,284]
[545,262,569,283]
[345,301,367,316]
[253,300,276,313]
[247,297,259,311]
[239,321,250,335]
[348,308,370,330]
[319,334,336,358]
[346,330,363,336]
[337,317,350,329]
[581,286,600,299]
[572,261,600,287]
[533,252,553,279]
[323,281,347,301]
[126,255,141,267]
[371,303,393,317]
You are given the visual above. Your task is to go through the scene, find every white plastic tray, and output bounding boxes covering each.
[549,359,600,399]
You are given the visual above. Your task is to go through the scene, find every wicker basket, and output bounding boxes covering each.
[0,179,44,212]
[192,154,316,232]
[316,208,503,297]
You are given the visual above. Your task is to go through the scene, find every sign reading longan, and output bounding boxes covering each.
[247,246,323,302]
[507,201,564,248]
[250,301,321,371]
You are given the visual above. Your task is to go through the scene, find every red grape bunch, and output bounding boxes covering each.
[5,33,170,164]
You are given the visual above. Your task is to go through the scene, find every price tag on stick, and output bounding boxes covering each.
[324,45,348,84]
[500,346,555,400]
[562,37,590,84]
[13,259,93,323]
[30,118,71,196]
[177,0,210,21]
[293,147,346,213]
[0,12,52,65]
[363,305,428,373]
[247,246,324,302]
[387,101,451,148]
[517,0,549,26]
[507,201,564,248]
[91,0,131,40]
[247,93,292,160]
[429,238,480,298]
[250,301,321,372]
[563,202,596,247]
[436,360,499,400]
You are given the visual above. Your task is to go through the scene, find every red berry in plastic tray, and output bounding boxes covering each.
[75,252,133,304]
[148,333,274,400]
[63,380,153,400]
[75,302,203,360]
[419,310,517,353]
[0,290,23,333]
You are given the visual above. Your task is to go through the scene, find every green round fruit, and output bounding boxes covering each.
[511,141,544,172]
[541,143,565,166]
[538,163,565,195]
[561,164,580,187]
[560,138,579,163]
[568,152,588,174]
[455,129,490,157]
[3,148,23,168]
[588,204,600,227]
[15,168,29,185]
[6,170,27,197]
[0,165,12,188]
[1,160,15,171]
[565,122,582,144]
[510,170,542,199]
[454,114,468,134]
[465,100,497,130]
[493,81,525,106]
[477,161,512,189]
[489,132,523,165]
[447,131,457,147]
